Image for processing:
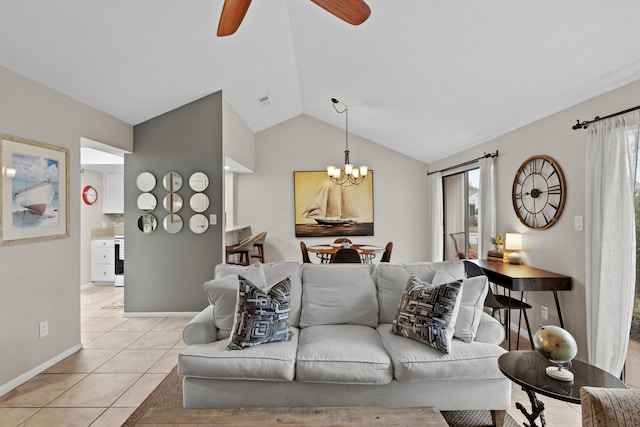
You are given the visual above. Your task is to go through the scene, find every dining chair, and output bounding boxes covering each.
[380,241,393,262]
[463,260,533,350]
[250,231,267,263]
[331,248,362,263]
[226,234,259,265]
[300,241,312,263]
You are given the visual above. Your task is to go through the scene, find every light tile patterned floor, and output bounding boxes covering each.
[0,285,189,427]
[0,285,584,426]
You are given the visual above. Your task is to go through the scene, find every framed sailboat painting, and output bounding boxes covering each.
[294,170,374,237]
[1,134,69,246]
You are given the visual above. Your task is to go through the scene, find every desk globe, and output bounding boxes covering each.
[533,325,578,381]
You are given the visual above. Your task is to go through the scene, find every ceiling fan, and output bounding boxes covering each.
[217,0,371,37]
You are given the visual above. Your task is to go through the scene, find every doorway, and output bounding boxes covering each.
[80,137,127,286]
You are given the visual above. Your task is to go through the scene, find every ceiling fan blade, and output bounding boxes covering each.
[310,0,371,26]
[217,0,252,37]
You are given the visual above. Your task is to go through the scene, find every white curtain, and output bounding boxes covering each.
[478,157,496,259]
[585,110,639,376]
[431,172,444,261]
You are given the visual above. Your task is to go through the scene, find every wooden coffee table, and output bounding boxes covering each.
[137,406,448,426]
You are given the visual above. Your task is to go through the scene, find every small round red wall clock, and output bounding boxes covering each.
[82,185,98,205]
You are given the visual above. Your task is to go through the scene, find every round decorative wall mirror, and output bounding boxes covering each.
[163,193,183,213]
[137,193,157,212]
[136,172,156,192]
[163,172,183,192]
[189,214,209,234]
[163,214,183,234]
[137,214,158,233]
[189,172,209,192]
[189,193,209,213]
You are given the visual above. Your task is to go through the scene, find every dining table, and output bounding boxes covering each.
[306,243,385,263]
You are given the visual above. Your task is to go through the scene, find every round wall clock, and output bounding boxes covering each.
[82,185,98,205]
[512,155,566,230]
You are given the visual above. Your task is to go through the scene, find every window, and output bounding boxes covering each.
[443,168,480,260]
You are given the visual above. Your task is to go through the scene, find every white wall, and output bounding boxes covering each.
[236,114,430,263]
[0,65,132,393]
[427,78,640,361]
[79,170,116,285]
[223,97,256,172]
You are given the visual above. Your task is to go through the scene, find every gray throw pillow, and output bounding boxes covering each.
[227,275,293,350]
[391,274,462,354]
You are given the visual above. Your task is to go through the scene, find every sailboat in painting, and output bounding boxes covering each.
[302,182,359,226]
[13,179,55,216]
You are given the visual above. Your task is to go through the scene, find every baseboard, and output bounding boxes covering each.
[124,312,199,318]
[0,343,82,398]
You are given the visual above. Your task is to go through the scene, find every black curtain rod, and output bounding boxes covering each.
[427,150,498,176]
[572,105,640,130]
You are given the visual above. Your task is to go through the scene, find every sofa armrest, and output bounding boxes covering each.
[183,305,217,346]
[474,312,505,345]
[581,386,639,427]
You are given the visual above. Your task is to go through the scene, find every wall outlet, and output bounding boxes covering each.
[39,320,49,338]
[540,305,548,321]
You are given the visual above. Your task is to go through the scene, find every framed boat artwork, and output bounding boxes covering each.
[294,170,374,237]
[1,134,69,246]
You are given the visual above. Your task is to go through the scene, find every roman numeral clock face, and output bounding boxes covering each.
[512,155,566,230]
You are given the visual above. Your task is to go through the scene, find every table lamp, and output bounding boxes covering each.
[505,233,523,264]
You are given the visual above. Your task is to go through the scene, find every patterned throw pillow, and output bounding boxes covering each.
[227,275,293,350]
[391,274,462,354]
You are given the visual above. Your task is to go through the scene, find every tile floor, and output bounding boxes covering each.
[0,285,584,426]
[0,285,190,427]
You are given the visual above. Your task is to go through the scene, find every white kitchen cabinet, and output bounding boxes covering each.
[103,173,124,214]
[91,239,115,282]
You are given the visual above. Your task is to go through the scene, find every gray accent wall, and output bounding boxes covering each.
[124,92,223,313]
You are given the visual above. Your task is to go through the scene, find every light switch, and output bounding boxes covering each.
[574,215,583,231]
[209,214,217,225]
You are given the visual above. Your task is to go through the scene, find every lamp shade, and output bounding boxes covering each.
[505,233,523,251]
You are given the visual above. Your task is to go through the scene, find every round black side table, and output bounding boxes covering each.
[498,350,627,427]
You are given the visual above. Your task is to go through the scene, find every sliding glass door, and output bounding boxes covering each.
[443,168,480,260]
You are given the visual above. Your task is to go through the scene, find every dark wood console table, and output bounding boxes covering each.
[468,259,572,348]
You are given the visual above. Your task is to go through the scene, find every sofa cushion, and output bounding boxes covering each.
[425,271,488,343]
[391,273,462,354]
[454,275,489,342]
[178,327,299,381]
[296,324,392,385]
[215,261,302,327]
[203,275,245,340]
[375,261,465,324]
[261,261,302,327]
[227,276,293,350]
[300,264,378,328]
[214,262,267,287]
[378,324,506,382]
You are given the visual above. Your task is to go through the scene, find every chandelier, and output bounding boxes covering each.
[326,98,368,187]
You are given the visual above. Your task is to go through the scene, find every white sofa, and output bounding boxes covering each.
[178,260,511,422]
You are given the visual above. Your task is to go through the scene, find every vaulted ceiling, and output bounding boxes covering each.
[1,1,640,164]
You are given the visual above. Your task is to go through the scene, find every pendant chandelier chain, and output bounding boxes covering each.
[327,98,367,187]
